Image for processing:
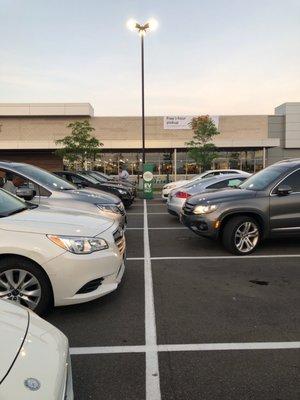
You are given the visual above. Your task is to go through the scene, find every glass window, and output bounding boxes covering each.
[69,175,84,185]
[208,177,245,189]
[77,173,99,184]
[227,178,245,187]
[0,189,27,217]
[13,164,76,191]
[239,164,288,191]
[0,169,48,198]
[279,170,300,192]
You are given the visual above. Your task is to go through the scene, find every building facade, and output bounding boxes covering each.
[0,102,299,177]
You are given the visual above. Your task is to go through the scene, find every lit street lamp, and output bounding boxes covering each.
[126,18,158,166]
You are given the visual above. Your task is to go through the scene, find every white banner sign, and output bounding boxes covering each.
[164,116,192,130]
[164,115,219,130]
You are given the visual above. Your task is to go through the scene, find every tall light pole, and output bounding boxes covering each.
[126,18,158,166]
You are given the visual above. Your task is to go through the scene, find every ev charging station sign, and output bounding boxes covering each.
[143,164,154,199]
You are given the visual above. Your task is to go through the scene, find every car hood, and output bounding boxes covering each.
[0,300,29,382]
[187,188,257,205]
[0,302,70,399]
[66,188,120,204]
[0,205,114,236]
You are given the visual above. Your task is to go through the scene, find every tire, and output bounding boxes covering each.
[222,216,261,255]
[0,256,53,315]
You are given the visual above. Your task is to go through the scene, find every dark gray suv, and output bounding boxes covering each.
[181,159,300,255]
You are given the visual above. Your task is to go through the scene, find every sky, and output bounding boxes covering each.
[0,0,300,116]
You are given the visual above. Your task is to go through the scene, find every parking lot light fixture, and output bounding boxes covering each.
[126,18,158,167]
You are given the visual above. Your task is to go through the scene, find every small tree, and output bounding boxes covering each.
[186,115,220,172]
[55,120,103,169]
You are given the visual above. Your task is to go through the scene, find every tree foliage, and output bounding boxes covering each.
[55,120,103,169]
[186,115,220,171]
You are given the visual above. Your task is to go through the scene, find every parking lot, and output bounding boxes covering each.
[47,197,300,400]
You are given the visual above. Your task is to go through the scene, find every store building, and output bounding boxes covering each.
[0,102,299,177]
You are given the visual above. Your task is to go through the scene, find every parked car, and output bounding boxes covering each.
[54,171,134,208]
[82,170,137,196]
[162,169,247,199]
[0,299,73,399]
[0,188,126,314]
[181,159,300,255]
[167,173,250,217]
[0,161,126,228]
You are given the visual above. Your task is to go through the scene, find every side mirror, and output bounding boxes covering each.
[276,184,292,196]
[16,188,36,201]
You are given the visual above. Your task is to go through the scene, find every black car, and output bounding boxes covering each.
[181,159,300,255]
[54,171,134,208]
[82,170,137,197]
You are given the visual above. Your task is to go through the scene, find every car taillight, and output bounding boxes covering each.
[175,191,191,199]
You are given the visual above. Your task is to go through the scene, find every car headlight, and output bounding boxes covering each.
[97,204,121,214]
[117,189,127,195]
[193,204,218,215]
[47,235,108,254]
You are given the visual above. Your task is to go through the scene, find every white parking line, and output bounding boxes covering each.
[127,254,300,261]
[71,345,146,354]
[126,227,186,230]
[70,341,300,355]
[129,212,169,215]
[150,255,300,260]
[144,199,161,400]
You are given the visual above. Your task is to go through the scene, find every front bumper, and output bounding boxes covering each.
[180,212,219,240]
[44,240,126,307]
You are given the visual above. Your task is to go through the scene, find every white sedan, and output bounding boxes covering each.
[0,188,125,315]
[162,169,246,200]
[0,299,73,399]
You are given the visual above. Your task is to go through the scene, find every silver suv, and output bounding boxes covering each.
[0,161,126,227]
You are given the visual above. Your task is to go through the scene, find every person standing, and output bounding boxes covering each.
[119,166,129,181]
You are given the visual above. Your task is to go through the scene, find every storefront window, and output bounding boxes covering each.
[65,148,264,176]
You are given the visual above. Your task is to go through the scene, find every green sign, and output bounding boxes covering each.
[143,163,154,199]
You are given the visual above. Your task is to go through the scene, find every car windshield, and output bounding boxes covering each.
[93,171,112,181]
[239,165,287,191]
[13,164,76,191]
[0,189,27,217]
[88,172,106,182]
[77,173,100,184]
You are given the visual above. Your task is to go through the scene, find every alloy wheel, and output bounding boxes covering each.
[234,221,259,253]
[0,269,41,310]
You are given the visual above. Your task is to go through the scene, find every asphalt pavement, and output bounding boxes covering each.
[47,197,300,400]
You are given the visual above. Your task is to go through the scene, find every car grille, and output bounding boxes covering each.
[182,201,194,215]
[113,228,126,256]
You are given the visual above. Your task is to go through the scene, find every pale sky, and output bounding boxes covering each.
[0,0,300,116]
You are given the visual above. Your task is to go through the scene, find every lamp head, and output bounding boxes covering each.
[126,18,158,34]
